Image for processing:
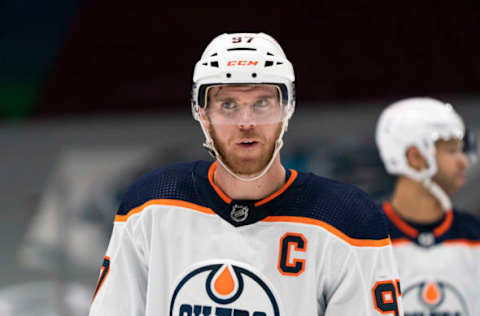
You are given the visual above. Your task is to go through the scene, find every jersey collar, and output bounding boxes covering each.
[195,161,298,226]
[382,201,454,239]
[207,161,298,207]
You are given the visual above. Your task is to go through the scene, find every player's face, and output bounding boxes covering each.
[202,84,284,176]
[433,139,470,196]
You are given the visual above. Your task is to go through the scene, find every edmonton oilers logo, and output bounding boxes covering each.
[169,262,281,316]
[403,280,469,316]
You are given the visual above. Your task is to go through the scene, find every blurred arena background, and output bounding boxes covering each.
[1,2,479,315]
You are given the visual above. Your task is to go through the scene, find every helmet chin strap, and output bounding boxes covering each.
[198,118,289,183]
[421,178,452,211]
[404,143,452,212]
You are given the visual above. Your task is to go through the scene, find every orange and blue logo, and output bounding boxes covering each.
[169,261,281,316]
[402,280,469,316]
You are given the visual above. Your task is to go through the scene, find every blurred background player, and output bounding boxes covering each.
[376,97,480,315]
[89,32,403,315]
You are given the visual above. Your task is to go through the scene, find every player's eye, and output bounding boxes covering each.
[254,98,272,110]
[222,101,237,110]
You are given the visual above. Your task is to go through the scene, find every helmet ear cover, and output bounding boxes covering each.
[195,83,290,108]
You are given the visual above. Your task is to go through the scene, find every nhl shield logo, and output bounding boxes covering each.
[230,204,249,222]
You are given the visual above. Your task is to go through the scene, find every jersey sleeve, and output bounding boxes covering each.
[89,213,149,316]
[323,239,403,315]
[89,163,198,315]
[315,188,404,315]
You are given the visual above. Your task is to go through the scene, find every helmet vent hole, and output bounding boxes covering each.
[267,52,274,56]
[276,62,283,65]
[252,73,257,78]
[210,53,218,57]
[202,63,207,66]
[226,73,232,78]
[227,48,256,51]
[210,61,219,68]
[264,61,274,67]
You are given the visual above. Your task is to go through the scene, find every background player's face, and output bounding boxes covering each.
[433,139,470,196]
[203,85,283,175]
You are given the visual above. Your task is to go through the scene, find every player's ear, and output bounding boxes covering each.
[199,108,211,128]
[406,146,429,171]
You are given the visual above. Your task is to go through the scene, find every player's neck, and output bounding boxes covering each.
[213,157,286,201]
[390,176,444,224]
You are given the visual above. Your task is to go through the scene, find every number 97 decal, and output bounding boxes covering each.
[372,279,401,316]
[232,36,254,44]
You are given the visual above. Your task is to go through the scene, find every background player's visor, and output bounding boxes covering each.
[200,84,288,126]
[464,127,478,163]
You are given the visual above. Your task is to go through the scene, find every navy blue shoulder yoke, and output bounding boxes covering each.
[116,161,203,215]
[273,173,389,241]
[116,161,389,242]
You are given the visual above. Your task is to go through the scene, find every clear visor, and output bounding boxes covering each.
[464,127,478,163]
[200,84,288,126]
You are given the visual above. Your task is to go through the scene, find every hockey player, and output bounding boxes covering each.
[376,97,480,315]
[89,32,403,315]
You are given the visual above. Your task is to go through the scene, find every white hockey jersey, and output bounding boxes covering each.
[382,201,480,316]
[89,161,403,315]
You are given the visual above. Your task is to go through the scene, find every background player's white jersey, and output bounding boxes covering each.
[382,201,480,316]
[89,161,403,315]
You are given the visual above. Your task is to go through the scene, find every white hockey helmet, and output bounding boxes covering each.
[376,97,465,181]
[375,97,467,210]
[191,32,296,181]
[191,32,295,118]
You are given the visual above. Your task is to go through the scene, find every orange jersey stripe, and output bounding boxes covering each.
[391,238,412,246]
[383,202,419,238]
[255,170,298,207]
[433,210,453,237]
[208,162,232,204]
[116,200,390,247]
[91,255,111,304]
[443,239,480,247]
[383,201,455,239]
[392,238,480,247]
[262,216,391,247]
[114,199,215,222]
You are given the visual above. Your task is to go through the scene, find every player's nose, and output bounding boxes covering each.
[458,152,469,169]
[237,107,257,129]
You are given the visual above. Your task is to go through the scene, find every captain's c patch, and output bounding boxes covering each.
[277,233,307,276]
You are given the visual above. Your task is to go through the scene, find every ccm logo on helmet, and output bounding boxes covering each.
[227,60,259,66]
